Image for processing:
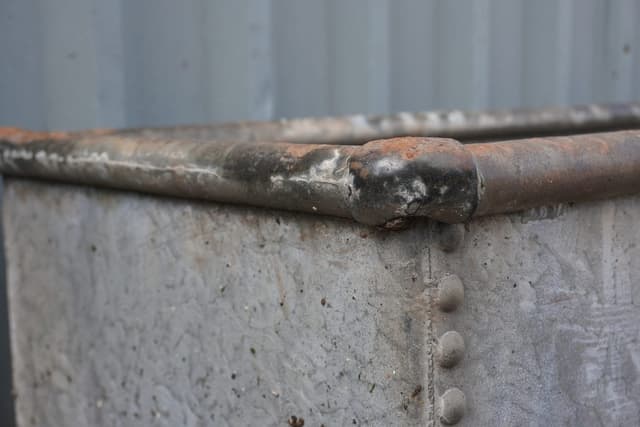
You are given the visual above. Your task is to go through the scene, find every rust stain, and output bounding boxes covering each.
[350,161,369,179]
[366,137,426,160]
[283,143,319,158]
[363,137,464,161]
[0,128,69,143]
[467,131,640,216]
[0,127,116,144]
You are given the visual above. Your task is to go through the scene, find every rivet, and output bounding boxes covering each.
[437,274,464,312]
[436,331,465,368]
[439,387,466,425]
[438,223,465,253]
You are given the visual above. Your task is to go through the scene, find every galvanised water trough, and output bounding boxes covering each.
[1,103,640,426]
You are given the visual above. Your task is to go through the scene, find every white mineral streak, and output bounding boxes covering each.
[2,147,222,181]
[269,148,347,190]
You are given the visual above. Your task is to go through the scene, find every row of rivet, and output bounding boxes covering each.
[435,272,466,425]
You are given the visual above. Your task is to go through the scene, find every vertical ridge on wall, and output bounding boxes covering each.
[522,0,563,108]
[247,1,274,121]
[488,0,525,108]
[388,0,436,113]
[40,0,102,130]
[272,1,330,118]
[605,0,637,103]
[0,0,47,130]
[555,0,575,106]
[122,0,209,127]
[433,0,477,110]
[366,0,391,116]
[570,0,606,105]
[93,0,126,128]
[326,0,391,116]
[201,0,274,123]
[470,0,491,109]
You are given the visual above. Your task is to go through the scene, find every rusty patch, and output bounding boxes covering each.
[468,131,640,216]
[0,128,70,144]
[283,142,324,158]
[363,137,459,160]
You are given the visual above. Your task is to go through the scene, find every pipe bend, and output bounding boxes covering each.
[2,128,640,226]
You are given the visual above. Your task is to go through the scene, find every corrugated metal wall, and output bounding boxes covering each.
[1,0,640,131]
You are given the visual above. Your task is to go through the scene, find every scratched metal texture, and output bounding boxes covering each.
[430,203,640,426]
[4,180,640,426]
[4,179,435,427]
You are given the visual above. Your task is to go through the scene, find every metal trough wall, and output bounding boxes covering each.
[1,105,640,426]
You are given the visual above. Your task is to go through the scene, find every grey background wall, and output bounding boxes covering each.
[1,0,640,132]
[0,1,639,426]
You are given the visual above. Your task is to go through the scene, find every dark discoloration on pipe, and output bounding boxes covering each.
[0,130,477,226]
[349,138,477,225]
[0,133,351,220]
[1,128,639,226]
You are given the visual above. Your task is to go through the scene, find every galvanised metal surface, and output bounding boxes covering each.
[4,180,640,426]
[5,180,435,427]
